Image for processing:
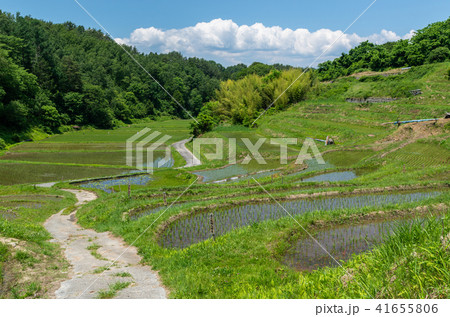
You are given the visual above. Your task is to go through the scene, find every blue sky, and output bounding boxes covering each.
[1,0,449,66]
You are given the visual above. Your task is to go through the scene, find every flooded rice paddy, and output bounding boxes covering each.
[0,150,174,168]
[194,159,286,183]
[0,162,132,185]
[77,174,153,193]
[283,217,414,271]
[160,191,442,249]
[290,159,335,176]
[298,171,358,183]
[193,157,363,184]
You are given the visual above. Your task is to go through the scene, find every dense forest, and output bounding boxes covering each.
[0,10,289,140]
[0,11,449,144]
[317,17,450,80]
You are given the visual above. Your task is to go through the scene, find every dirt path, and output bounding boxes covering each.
[44,189,167,299]
[172,138,201,167]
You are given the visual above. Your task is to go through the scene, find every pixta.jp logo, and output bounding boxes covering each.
[126,128,172,173]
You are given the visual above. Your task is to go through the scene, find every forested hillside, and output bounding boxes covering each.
[318,17,450,80]
[0,11,289,142]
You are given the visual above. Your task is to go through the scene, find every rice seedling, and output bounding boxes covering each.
[161,191,443,249]
[284,217,416,271]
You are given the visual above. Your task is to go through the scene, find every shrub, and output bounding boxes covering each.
[426,47,450,64]
[0,137,6,150]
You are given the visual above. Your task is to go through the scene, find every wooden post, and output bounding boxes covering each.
[128,184,131,199]
[248,180,250,186]
[281,176,284,185]
[271,174,274,183]
[163,192,167,206]
[209,213,215,241]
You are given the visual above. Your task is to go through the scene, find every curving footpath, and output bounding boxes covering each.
[172,138,201,168]
[44,189,167,299]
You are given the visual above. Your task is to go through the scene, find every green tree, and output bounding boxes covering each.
[426,47,450,63]
[0,137,6,150]
[40,105,61,129]
[190,102,219,137]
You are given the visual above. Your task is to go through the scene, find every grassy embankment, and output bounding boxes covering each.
[0,186,76,298]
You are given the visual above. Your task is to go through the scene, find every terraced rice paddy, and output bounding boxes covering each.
[226,169,278,183]
[0,120,190,185]
[194,164,263,183]
[0,162,131,185]
[0,150,174,167]
[298,171,358,183]
[160,191,442,248]
[77,174,153,193]
[283,217,416,271]
[289,159,335,177]
[386,142,450,167]
[195,158,330,183]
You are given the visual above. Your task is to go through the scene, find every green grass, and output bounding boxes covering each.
[14,250,38,267]
[0,242,8,285]
[42,120,191,144]
[318,62,450,107]
[93,266,110,274]
[87,244,109,261]
[97,281,131,299]
[114,272,132,277]
[0,185,75,298]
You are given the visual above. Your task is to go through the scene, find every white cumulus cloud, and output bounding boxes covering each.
[115,19,414,66]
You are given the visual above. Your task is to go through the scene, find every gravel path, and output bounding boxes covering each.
[172,138,201,167]
[44,189,167,299]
